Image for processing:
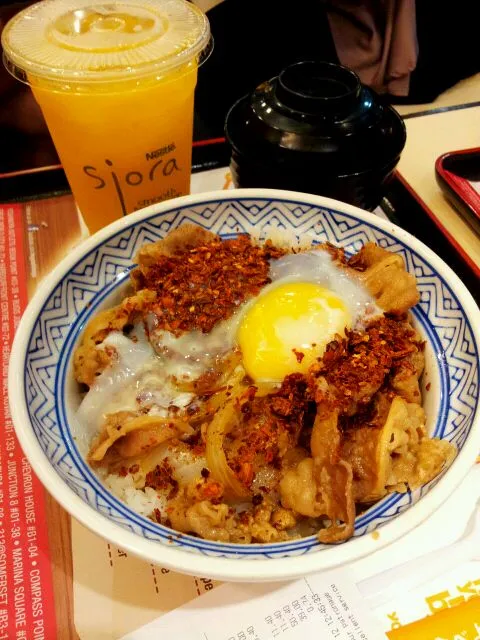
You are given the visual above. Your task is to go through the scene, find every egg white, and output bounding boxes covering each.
[78,246,381,430]
[269,249,381,326]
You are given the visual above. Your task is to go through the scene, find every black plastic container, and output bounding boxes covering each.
[225,61,406,210]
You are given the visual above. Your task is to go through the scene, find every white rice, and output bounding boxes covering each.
[102,441,207,520]
[250,227,315,251]
[105,472,167,519]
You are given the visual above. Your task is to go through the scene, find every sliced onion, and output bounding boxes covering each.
[206,397,251,501]
[175,350,242,395]
[187,365,246,426]
[89,414,192,462]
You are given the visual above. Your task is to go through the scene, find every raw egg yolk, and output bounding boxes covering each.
[237,282,351,382]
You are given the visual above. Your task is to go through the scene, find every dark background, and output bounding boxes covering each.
[1,0,479,174]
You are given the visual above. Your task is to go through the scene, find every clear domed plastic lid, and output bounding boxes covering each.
[2,0,211,83]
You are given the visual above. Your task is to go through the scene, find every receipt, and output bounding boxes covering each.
[121,568,384,640]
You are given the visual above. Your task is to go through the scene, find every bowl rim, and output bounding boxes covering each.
[8,188,480,582]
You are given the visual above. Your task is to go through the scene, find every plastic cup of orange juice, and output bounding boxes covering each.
[2,0,211,233]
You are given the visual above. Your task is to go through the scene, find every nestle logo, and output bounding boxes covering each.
[146,144,176,161]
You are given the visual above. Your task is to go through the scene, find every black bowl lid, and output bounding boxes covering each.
[225,60,406,172]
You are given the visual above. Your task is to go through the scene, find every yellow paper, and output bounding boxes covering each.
[387,596,480,640]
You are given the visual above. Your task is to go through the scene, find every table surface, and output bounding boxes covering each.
[1,89,479,639]
[396,104,480,268]
[19,195,82,639]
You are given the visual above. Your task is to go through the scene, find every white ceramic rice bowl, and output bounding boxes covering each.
[8,189,480,581]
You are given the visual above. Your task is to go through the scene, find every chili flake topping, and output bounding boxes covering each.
[310,316,423,415]
[143,235,284,335]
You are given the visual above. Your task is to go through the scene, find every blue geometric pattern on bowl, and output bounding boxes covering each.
[24,198,479,559]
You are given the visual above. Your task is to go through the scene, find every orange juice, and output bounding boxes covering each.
[30,67,197,232]
[2,0,210,233]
